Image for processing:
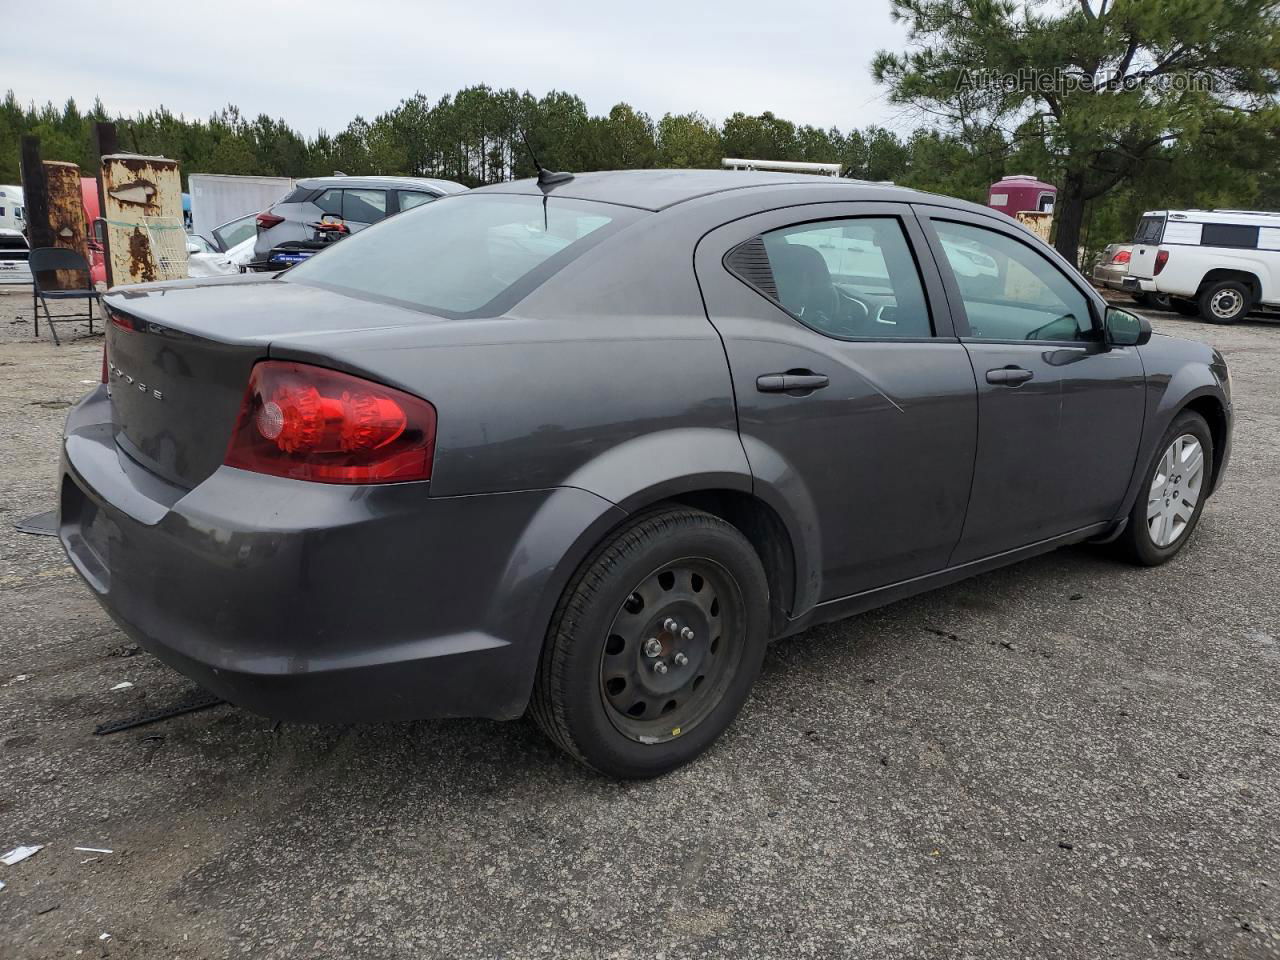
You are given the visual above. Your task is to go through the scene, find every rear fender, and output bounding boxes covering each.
[493,427,822,715]
[563,427,822,623]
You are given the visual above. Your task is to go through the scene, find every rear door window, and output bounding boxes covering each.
[314,188,344,217]
[285,194,642,318]
[342,189,388,224]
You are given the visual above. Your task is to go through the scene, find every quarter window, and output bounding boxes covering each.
[933,221,1094,342]
[735,217,932,339]
[398,190,437,212]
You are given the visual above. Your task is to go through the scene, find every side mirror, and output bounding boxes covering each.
[1105,307,1151,347]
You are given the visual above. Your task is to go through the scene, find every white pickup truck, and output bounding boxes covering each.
[1124,209,1279,323]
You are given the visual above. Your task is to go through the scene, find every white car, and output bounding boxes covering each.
[0,229,31,285]
[187,235,256,278]
[1125,209,1280,323]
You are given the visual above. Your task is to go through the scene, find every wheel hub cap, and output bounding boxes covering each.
[1211,290,1241,319]
[1146,434,1205,547]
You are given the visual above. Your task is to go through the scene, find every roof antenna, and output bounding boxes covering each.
[520,129,573,188]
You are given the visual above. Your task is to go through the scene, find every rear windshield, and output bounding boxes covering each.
[285,193,642,318]
[1133,215,1165,244]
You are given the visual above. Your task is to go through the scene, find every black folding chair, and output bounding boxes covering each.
[29,247,100,346]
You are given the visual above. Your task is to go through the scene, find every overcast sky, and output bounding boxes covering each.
[12,0,913,136]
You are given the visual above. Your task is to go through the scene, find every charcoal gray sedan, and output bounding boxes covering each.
[61,170,1233,778]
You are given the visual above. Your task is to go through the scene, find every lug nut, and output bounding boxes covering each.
[643,637,662,658]
[680,627,694,641]
[653,661,669,675]
[674,652,689,666]
[664,618,679,633]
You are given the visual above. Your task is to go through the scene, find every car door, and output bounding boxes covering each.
[695,203,978,602]
[914,206,1146,563]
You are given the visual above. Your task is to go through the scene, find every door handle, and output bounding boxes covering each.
[757,372,830,393]
[985,366,1034,386]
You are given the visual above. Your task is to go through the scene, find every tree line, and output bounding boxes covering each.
[0,86,1001,193]
[4,10,1279,268]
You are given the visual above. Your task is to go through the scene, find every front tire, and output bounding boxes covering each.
[1116,411,1213,566]
[1198,280,1252,324]
[531,507,769,778]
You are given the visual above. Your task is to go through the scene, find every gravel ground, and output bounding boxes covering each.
[0,285,1277,960]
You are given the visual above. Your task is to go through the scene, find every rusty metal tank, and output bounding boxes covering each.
[101,154,185,285]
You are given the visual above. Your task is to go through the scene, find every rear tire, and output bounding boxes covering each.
[531,507,769,778]
[1115,411,1213,566]
[1198,280,1252,324]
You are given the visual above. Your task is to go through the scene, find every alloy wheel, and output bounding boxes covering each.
[1146,434,1206,547]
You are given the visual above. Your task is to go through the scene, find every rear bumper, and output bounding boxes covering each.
[60,387,624,722]
[1091,265,1127,290]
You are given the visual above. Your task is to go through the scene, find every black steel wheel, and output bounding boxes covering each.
[600,559,743,744]
[531,506,770,778]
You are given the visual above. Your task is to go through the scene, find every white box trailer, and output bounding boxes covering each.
[188,174,294,243]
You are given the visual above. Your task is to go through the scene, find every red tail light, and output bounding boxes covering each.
[256,212,285,229]
[1154,250,1170,275]
[1111,250,1131,264]
[224,361,436,484]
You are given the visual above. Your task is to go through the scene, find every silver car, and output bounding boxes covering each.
[251,174,467,269]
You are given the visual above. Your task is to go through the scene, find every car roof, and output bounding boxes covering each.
[295,175,468,195]
[470,169,935,212]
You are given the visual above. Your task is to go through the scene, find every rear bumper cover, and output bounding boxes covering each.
[60,387,624,722]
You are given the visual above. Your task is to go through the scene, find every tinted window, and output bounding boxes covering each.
[281,186,315,204]
[1133,215,1165,244]
[752,217,932,339]
[1201,223,1259,249]
[314,188,343,217]
[343,188,388,224]
[398,190,436,212]
[934,221,1093,342]
[286,194,640,318]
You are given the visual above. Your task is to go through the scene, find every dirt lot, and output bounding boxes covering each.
[0,286,1277,960]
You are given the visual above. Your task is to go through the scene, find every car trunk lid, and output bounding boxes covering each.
[103,275,448,488]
